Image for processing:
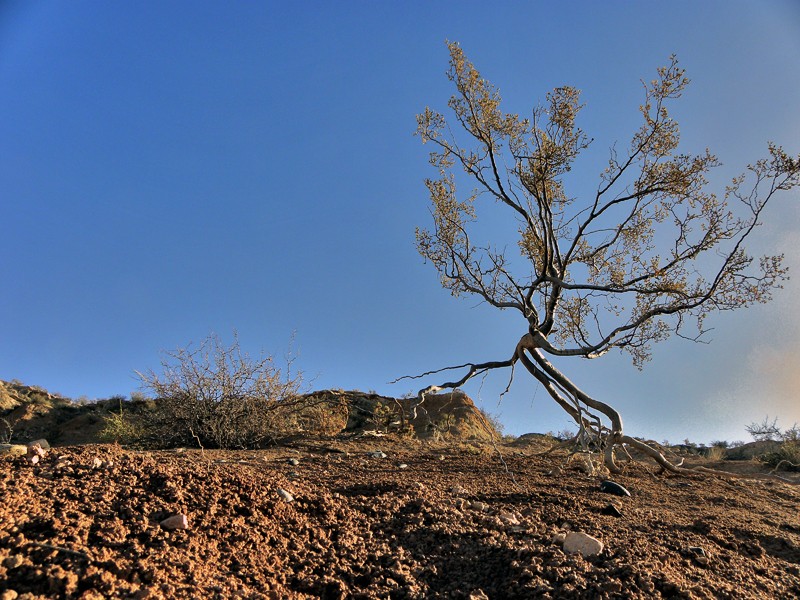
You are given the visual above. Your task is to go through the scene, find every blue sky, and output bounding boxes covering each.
[2,1,799,444]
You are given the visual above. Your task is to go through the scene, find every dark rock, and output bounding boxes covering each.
[599,480,631,497]
[601,503,623,517]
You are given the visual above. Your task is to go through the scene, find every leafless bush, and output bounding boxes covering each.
[136,333,308,449]
[746,416,782,442]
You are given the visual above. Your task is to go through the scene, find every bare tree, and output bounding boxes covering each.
[406,42,799,473]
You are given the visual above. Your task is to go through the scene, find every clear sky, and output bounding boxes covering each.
[2,1,799,444]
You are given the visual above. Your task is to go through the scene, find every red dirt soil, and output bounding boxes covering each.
[1,439,799,599]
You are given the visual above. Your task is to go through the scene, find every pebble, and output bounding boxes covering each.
[398,463,408,469]
[0,590,18,600]
[563,532,604,557]
[498,511,520,525]
[687,546,709,565]
[160,514,190,530]
[368,451,387,459]
[469,500,488,512]
[599,480,631,497]
[276,488,294,502]
[601,503,623,518]
[26,444,46,465]
[26,439,50,450]
[287,458,300,466]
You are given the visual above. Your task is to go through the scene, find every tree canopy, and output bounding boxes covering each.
[410,42,799,473]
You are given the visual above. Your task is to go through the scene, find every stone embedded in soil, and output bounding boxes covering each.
[160,514,190,530]
[498,510,520,525]
[368,450,388,459]
[599,480,631,497]
[26,439,50,450]
[26,444,46,464]
[1,590,19,600]
[563,532,604,557]
[276,488,294,502]
[287,458,300,466]
[601,503,623,517]
[687,546,710,566]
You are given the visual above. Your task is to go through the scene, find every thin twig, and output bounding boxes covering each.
[29,541,91,561]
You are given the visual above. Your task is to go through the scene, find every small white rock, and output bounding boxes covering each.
[160,514,190,530]
[563,531,604,557]
[276,488,294,502]
[498,511,520,525]
[26,444,46,464]
[398,463,408,469]
[469,500,488,512]
[27,439,50,450]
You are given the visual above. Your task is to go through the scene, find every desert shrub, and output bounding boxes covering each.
[99,410,145,445]
[136,333,308,449]
[367,401,398,432]
[478,409,505,439]
[704,445,727,461]
[760,442,800,471]
[781,424,800,442]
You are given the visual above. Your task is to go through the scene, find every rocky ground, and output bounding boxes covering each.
[1,438,799,599]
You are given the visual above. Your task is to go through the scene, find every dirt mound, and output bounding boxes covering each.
[304,389,498,441]
[0,380,126,446]
[1,440,798,598]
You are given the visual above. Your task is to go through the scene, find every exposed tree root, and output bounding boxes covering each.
[397,331,799,486]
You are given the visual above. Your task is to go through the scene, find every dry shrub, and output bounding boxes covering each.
[761,442,800,472]
[136,333,308,449]
[704,445,727,461]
